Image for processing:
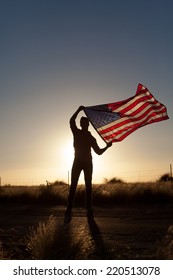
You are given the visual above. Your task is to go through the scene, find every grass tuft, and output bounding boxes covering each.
[26,215,57,259]
[26,215,82,259]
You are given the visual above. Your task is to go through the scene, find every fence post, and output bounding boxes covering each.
[170,164,173,183]
[68,171,69,187]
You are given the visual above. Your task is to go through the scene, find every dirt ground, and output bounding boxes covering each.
[0,203,173,259]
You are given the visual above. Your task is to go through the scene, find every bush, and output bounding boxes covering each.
[104,177,125,184]
[158,173,172,182]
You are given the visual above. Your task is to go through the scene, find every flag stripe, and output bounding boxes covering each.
[85,84,169,143]
[109,93,151,113]
[98,103,167,134]
[104,116,168,142]
[111,92,160,116]
[100,112,168,142]
[116,95,159,115]
[99,110,168,137]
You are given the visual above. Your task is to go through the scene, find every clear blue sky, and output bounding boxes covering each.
[0,0,172,185]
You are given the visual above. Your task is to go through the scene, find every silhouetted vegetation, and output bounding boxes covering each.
[104,177,125,184]
[0,180,173,206]
[1,179,173,260]
[158,173,173,182]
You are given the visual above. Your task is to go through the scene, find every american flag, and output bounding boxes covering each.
[84,84,169,143]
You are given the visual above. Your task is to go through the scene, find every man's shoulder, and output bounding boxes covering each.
[88,131,96,142]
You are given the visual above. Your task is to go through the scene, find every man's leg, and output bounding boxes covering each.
[84,161,93,217]
[65,159,81,222]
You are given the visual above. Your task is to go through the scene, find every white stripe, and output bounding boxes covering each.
[98,104,165,132]
[113,92,155,113]
[101,112,168,140]
[118,98,160,117]
[100,112,168,140]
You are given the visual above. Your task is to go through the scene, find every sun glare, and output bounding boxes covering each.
[60,136,111,183]
[62,141,74,169]
[60,139,103,183]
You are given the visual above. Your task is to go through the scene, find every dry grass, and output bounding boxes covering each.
[26,215,81,260]
[0,181,173,206]
[93,181,173,205]
[0,184,68,205]
[26,215,58,259]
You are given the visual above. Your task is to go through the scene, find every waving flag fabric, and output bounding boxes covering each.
[84,84,169,143]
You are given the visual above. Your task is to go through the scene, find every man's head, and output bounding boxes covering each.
[80,117,89,131]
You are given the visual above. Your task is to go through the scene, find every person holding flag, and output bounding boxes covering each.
[64,84,169,223]
[64,106,112,223]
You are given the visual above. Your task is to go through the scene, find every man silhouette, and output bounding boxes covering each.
[64,106,112,223]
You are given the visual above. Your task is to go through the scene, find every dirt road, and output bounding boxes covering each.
[0,203,173,259]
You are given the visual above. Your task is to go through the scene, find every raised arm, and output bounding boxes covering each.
[70,106,84,131]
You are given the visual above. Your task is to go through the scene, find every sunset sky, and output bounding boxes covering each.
[0,0,172,185]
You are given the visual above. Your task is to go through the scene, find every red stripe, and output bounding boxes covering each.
[100,112,168,137]
[117,94,152,114]
[111,115,169,142]
[108,86,150,112]
[102,115,168,142]
[119,100,164,118]
[115,93,162,115]
[136,84,148,95]
[99,105,167,135]
[108,95,134,110]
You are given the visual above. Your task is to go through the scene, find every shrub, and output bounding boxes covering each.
[158,173,172,182]
[104,177,125,184]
